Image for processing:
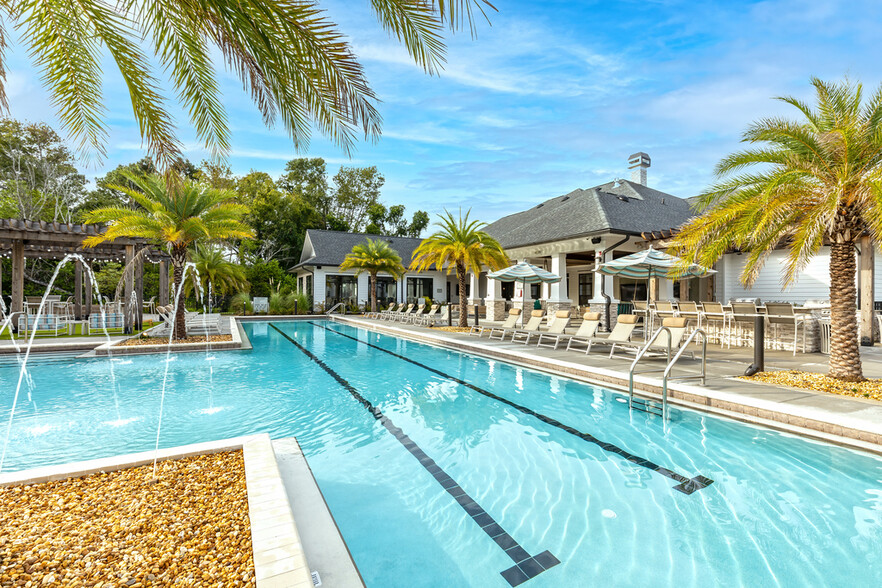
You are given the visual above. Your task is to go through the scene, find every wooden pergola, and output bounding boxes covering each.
[0,219,171,333]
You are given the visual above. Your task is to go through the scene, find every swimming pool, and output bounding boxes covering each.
[2,319,881,586]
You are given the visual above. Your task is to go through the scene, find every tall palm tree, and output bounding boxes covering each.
[340,238,406,313]
[411,210,508,327]
[0,1,495,167]
[187,244,249,303]
[82,172,253,339]
[670,77,882,382]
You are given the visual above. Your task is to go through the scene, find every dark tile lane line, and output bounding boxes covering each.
[269,323,559,586]
[310,321,714,495]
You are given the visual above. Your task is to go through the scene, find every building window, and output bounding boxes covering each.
[578,273,593,305]
[619,278,647,301]
[305,275,313,297]
[455,283,470,297]
[531,283,541,299]
[407,277,434,302]
[375,277,397,306]
[326,275,357,306]
[501,282,514,300]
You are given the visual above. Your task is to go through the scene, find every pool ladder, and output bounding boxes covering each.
[627,328,707,419]
[326,302,346,316]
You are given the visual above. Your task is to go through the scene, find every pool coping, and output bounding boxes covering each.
[0,434,313,588]
[331,316,882,455]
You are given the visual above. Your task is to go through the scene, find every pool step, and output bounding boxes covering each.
[0,350,90,367]
[629,397,664,417]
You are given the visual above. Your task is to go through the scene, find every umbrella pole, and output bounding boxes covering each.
[522,279,527,327]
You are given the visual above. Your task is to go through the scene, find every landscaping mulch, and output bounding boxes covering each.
[432,326,472,333]
[741,370,882,401]
[0,451,254,587]
[118,335,233,347]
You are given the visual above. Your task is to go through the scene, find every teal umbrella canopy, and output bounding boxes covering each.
[488,263,561,326]
[595,247,715,279]
[488,262,562,284]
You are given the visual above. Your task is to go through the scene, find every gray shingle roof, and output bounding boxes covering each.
[483,179,694,249]
[294,229,425,268]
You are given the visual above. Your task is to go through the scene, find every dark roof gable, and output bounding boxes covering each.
[295,229,424,268]
[483,179,694,249]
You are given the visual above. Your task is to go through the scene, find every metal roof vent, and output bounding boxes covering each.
[561,195,570,202]
[535,203,544,208]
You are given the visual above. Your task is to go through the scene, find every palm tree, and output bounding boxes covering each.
[411,210,508,327]
[670,77,882,382]
[340,238,406,313]
[82,173,253,339]
[187,245,249,304]
[0,1,495,167]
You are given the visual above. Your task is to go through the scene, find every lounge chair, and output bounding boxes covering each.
[509,311,553,344]
[18,314,68,337]
[489,309,541,341]
[609,317,691,359]
[391,303,413,322]
[415,304,440,326]
[528,310,572,346]
[471,308,520,337]
[427,305,450,327]
[89,312,124,334]
[538,311,600,350]
[402,304,425,323]
[377,303,399,320]
[569,314,638,356]
[188,313,223,335]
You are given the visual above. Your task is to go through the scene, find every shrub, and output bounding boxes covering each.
[230,292,252,315]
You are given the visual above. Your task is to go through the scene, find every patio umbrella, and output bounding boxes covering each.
[488,262,561,326]
[594,246,715,300]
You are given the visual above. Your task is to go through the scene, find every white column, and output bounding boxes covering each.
[549,253,570,303]
[467,271,481,305]
[591,250,605,303]
[486,277,503,300]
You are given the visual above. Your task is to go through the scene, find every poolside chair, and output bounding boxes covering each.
[488,309,540,341]
[677,301,700,330]
[188,313,223,335]
[394,303,415,322]
[143,295,156,314]
[529,311,571,346]
[511,311,559,345]
[765,302,808,355]
[609,317,691,359]
[572,314,638,356]
[429,305,450,327]
[377,302,398,320]
[540,311,601,350]
[402,304,425,323]
[472,308,520,337]
[18,314,68,337]
[729,301,759,348]
[699,301,728,345]
[89,312,124,334]
[415,305,440,326]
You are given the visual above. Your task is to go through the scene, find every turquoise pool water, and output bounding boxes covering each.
[2,319,881,586]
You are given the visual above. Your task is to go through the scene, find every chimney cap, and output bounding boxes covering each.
[628,152,651,168]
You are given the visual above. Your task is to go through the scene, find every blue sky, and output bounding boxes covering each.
[6,0,882,222]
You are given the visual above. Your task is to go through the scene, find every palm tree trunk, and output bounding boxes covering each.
[457,260,468,328]
[370,272,377,314]
[171,246,187,340]
[828,242,863,381]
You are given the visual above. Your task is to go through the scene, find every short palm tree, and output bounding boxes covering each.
[1,1,495,166]
[340,238,406,313]
[83,173,253,339]
[411,210,508,327]
[187,245,249,303]
[670,77,882,381]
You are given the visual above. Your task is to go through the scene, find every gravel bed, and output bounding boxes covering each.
[742,370,882,401]
[118,335,234,347]
[0,451,254,587]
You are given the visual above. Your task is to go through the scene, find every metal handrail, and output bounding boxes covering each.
[628,326,673,414]
[326,302,346,316]
[628,327,707,419]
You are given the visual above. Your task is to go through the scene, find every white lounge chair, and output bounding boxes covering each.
[609,317,690,359]
[394,303,415,322]
[509,311,553,344]
[571,314,638,356]
[402,304,425,323]
[538,311,600,350]
[415,304,440,326]
[428,305,450,327]
[472,308,521,337]
[489,309,542,341]
[527,310,571,346]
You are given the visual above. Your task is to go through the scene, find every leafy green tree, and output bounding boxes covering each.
[83,173,253,338]
[197,160,237,191]
[411,210,508,327]
[0,118,85,221]
[331,165,384,230]
[365,203,430,237]
[239,171,323,264]
[245,260,296,298]
[0,2,496,167]
[340,238,406,313]
[277,158,330,218]
[670,78,882,381]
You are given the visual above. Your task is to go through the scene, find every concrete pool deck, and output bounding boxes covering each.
[333,315,882,453]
